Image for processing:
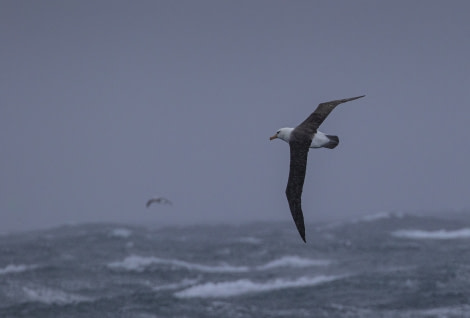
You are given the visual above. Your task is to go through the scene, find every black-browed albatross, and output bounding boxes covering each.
[270,95,365,242]
[146,197,172,208]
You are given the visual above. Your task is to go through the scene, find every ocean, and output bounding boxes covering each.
[1,212,470,318]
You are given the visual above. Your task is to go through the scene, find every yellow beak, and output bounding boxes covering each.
[269,134,277,140]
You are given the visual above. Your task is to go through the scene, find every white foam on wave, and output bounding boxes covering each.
[0,264,38,275]
[153,278,200,291]
[174,275,344,298]
[22,286,92,305]
[357,211,403,222]
[108,255,250,273]
[256,256,330,270]
[392,228,470,239]
[108,255,331,273]
[109,228,132,238]
[419,305,470,317]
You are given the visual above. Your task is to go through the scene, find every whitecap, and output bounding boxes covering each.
[392,228,470,239]
[108,255,331,273]
[107,255,249,273]
[323,211,402,229]
[0,264,38,275]
[22,286,92,305]
[109,228,132,238]
[107,255,331,273]
[256,256,330,270]
[174,275,344,298]
[419,305,470,317]
[357,211,403,222]
[153,278,200,291]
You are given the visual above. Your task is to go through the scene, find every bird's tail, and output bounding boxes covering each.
[323,135,339,149]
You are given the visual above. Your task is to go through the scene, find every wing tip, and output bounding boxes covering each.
[297,225,306,243]
[343,95,366,103]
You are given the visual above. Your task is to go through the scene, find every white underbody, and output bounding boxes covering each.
[275,127,331,148]
[309,131,330,148]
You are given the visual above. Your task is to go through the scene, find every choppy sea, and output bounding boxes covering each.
[1,212,470,318]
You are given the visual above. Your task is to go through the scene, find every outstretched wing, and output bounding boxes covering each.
[146,197,172,208]
[146,199,156,208]
[161,198,172,205]
[285,140,311,243]
[297,95,365,136]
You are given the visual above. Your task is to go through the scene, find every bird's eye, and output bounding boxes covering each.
[277,131,280,134]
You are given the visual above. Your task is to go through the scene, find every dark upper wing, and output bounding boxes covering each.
[297,95,365,135]
[146,197,172,207]
[146,199,154,208]
[285,139,311,243]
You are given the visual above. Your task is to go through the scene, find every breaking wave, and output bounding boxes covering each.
[152,278,200,291]
[418,305,470,317]
[256,255,330,270]
[22,286,92,305]
[0,264,38,275]
[392,228,470,239]
[108,255,331,273]
[357,211,404,223]
[174,275,344,298]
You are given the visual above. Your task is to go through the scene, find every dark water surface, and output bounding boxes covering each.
[1,212,470,317]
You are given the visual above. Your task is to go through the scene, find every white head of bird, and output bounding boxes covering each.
[269,127,294,143]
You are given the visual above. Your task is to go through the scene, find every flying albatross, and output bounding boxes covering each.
[270,95,365,242]
[146,197,172,208]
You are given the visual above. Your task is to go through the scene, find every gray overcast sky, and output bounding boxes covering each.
[1,1,470,232]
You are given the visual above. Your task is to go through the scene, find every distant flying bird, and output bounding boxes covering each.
[270,95,365,242]
[146,197,172,208]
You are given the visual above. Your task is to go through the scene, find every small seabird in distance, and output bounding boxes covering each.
[146,197,172,208]
[270,95,365,242]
